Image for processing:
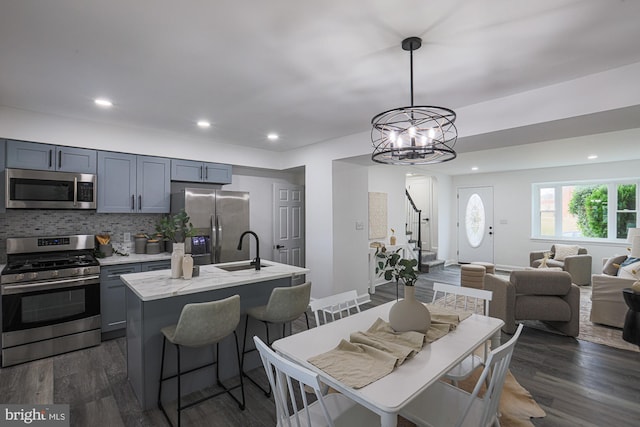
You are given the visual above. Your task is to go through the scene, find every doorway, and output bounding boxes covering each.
[457,186,494,263]
[272,183,305,267]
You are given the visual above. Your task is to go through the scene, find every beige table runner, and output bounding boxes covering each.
[307,307,472,389]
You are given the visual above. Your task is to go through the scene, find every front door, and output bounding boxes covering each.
[272,184,305,267]
[457,187,494,263]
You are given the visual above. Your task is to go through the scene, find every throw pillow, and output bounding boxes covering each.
[554,244,580,261]
[621,257,640,267]
[602,255,628,275]
[617,260,640,279]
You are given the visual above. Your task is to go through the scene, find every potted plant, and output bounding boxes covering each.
[171,209,196,243]
[156,216,174,252]
[376,247,418,291]
[375,247,430,333]
[166,210,196,278]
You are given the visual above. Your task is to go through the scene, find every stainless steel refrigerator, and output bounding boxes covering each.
[171,187,250,265]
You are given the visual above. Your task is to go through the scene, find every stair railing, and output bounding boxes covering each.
[405,189,422,272]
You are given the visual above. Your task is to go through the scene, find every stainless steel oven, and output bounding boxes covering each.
[1,235,101,367]
[5,168,97,209]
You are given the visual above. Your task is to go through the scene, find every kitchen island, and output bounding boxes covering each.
[121,259,309,410]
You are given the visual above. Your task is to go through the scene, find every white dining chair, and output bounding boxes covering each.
[431,282,493,385]
[253,336,380,427]
[308,290,362,326]
[400,323,524,427]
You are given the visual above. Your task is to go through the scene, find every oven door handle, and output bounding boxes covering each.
[1,275,100,295]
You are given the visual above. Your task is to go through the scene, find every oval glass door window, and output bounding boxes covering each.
[465,193,486,248]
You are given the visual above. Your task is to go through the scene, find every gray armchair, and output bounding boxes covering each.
[485,270,580,337]
[529,244,592,285]
[590,257,636,328]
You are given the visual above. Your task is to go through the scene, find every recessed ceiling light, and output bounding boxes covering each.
[94,98,113,108]
[197,120,211,128]
[471,166,479,171]
[587,155,598,160]
[267,133,279,141]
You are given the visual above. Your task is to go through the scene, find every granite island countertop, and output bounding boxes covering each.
[121,259,309,301]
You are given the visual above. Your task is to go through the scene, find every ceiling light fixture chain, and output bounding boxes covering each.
[371,36,458,165]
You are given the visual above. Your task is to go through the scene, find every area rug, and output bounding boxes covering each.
[437,268,638,352]
[398,368,545,426]
[521,287,638,352]
[577,287,638,352]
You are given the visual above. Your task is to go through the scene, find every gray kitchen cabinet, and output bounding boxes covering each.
[140,260,171,272]
[171,159,232,184]
[97,152,170,213]
[6,140,97,173]
[100,263,142,333]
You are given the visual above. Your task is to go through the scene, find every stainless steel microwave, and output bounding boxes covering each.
[5,168,97,209]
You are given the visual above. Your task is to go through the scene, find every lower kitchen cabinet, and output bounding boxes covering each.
[101,260,172,337]
[141,260,171,272]
[101,264,141,334]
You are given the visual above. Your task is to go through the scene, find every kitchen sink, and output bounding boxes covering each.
[217,263,269,272]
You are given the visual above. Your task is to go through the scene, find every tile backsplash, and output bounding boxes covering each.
[0,210,164,263]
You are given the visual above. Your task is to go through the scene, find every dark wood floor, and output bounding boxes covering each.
[1,266,639,426]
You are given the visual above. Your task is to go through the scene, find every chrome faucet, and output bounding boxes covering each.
[237,231,260,270]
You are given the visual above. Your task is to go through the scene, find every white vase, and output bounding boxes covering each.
[388,285,431,333]
[171,243,185,279]
[182,253,194,280]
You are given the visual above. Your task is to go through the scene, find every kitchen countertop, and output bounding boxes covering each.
[98,252,172,266]
[121,259,309,301]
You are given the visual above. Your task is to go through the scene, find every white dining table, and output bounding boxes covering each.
[272,300,504,427]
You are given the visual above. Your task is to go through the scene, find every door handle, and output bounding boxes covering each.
[58,151,62,169]
[275,244,285,249]
[138,195,142,211]
[200,165,203,179]
[131,195,135,210]
[49,150,53,168]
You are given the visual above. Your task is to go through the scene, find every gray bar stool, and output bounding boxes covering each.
[241,281,311,396]
[158,294,245,427]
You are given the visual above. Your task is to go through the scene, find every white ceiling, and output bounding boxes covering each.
[1,0,640,173]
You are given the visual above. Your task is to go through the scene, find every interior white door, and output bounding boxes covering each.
[457,187,494,263]
[272,183,305,267]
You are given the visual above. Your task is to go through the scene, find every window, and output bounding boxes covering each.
[532,180,639,241]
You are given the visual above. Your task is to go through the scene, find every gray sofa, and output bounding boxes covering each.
[529,245,592,286]
[485,270,580,337]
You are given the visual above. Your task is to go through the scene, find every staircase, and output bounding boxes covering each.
[405,189,445,273]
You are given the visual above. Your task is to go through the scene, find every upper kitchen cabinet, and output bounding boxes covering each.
[171,159,232,184]
[6,140,97,174]
[97,152,170,213]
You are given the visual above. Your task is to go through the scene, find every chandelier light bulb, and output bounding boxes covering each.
[428,128,436,139]
[397,136,403,147]
[389,131,397,143]
[421,135,427,146]
[409,126,416,137]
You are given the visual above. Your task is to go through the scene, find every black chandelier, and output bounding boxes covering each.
[371,37,458,165]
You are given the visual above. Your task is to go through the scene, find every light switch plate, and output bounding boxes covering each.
[124,232,131,242]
